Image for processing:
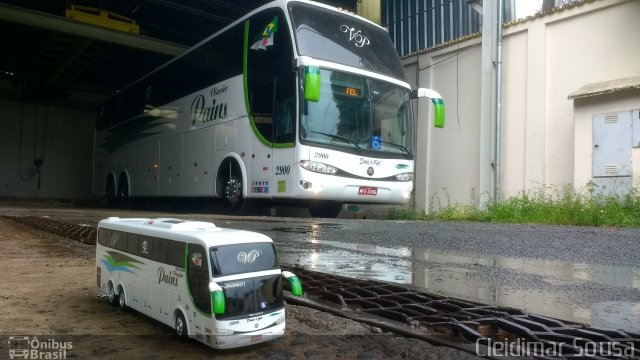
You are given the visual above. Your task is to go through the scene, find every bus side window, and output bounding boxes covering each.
[274,73,295,143]
[167,241,184,268]
[139,236,153,258]
[187,243,211,314]
[250,81,274,142]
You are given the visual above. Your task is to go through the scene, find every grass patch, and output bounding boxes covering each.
[389,185,640,227]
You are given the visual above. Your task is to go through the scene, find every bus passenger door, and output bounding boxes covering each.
[271,73,296,197]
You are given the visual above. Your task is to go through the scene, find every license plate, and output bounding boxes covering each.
[250,335,262,343]
[358,186,378,195]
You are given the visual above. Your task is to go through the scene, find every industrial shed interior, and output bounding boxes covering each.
[0,0,355,201]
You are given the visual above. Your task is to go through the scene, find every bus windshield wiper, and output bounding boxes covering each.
[310,131,361,151]
[380,140,412,155]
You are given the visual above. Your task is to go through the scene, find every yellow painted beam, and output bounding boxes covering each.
[356,0,381,25]
[65,5,140,35]
[0,3,186,56]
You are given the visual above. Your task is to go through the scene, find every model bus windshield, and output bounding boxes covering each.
[301,69,413,157]
[209,243,279,277]
[288,3,405,80]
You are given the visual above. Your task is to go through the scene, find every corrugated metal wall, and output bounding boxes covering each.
[381,0,481,57]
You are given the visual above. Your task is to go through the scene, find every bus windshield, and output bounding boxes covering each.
[301,69,413,157]
[210,242,279,277]
[288,2,405,80]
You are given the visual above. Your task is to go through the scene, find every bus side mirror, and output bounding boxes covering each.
[411,88,445,128]
[209,282,225,314]
[282,271,303,296]
[304,66,320,102]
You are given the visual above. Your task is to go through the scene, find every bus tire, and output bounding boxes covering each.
[105,176,117,208]
[174,312,188,341]
[117,285,127,311]
[117,173,130,209]
[308,201,342,218]
[218,159,245,213]
[107,282,118,307]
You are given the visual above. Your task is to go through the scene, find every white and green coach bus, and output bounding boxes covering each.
[96,217,302,349]
[92,0,444,218]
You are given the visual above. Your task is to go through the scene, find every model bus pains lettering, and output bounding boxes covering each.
[92,0,445,218]
[96,217,302,349]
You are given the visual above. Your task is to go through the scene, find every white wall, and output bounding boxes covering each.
[409,0,640,212]
[0,101,96,200]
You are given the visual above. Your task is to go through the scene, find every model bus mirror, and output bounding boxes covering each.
[282,271,303,296]
[411,88,445,128]
[209,282,225,314]
[304,66,321,102]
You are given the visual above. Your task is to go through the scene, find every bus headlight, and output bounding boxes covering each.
[300,161,337,175]
[276,315,285,325]
[395,172,413,181]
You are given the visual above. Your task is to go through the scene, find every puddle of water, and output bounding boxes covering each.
[275,237,640,333]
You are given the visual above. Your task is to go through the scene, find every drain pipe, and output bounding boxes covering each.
[494,0,504,202]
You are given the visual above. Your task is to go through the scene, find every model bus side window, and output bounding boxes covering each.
[187,243,211,314]
[126,234,140,255]
[167,240,184,268]
[98,228,107,245]
[152,237,168,263]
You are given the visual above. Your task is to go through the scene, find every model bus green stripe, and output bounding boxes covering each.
[243,19,294,149]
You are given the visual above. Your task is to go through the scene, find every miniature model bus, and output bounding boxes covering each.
[96,217,302,349]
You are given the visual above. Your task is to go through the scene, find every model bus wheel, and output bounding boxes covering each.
[117,286,127,311]
[308,201,342,218]
[107,283,118,307]
[175,312,188,341]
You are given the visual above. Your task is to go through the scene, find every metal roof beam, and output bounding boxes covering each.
[0,3,187,57]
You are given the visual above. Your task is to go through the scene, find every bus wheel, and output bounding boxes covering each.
[107,283,118,307]
[220,160,244,212]
[105,177,116,208]
[117,176,129,209]
[308,201,342,218]
[117,286,127,311]
[175,312,188,341]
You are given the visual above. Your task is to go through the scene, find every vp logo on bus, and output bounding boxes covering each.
[340,25,370,47]
[237,250,262,264]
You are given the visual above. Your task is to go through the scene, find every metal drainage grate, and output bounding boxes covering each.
[3,215,96,245]
[283,266,640,360]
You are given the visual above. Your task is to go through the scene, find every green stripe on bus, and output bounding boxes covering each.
[243,19,294,149]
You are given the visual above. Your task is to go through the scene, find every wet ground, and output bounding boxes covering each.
[2,203,639,335]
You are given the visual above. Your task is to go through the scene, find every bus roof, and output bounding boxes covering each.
[97,217,273,246]
[102,0,391,103]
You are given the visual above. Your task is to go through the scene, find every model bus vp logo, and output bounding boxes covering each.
[340,25,370,47]
[237,250,262,264]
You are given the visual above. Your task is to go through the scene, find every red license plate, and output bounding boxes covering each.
[250,335,263,343]
[358,186,378,195]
